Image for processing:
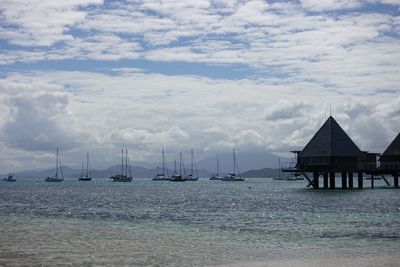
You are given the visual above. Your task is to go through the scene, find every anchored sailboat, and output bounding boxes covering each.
[110,149,133,182]
[153,148,169,181]
[186,149,199,181]
[169,152,186,182]
[222,149,244,181]
[273,159,303,181]
[3,173,16,182]
[210,155,223,180]
[79,152,92,181]
[273,159,284,180]
[45,148,64,182]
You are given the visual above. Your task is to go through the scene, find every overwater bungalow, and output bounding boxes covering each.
[380,133,400,170]
[294,116,365,173]
[284,116,399,189]
[379,133,400,187]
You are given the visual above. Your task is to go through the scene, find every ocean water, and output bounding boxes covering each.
[0,178,399,266]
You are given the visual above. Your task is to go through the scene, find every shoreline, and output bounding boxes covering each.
[212,255,400,267]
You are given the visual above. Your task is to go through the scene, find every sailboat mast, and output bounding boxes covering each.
[179,152,182,175]
[125,149,128,177]
[128,156,133,178]
[81,160,84,177]
[86,152,89,177]
[278,158,281,179]
[217,155,219,176]
[121,149,124,176]
[59,157,64,179]
[174,159,177,174]
[56,147,59,177]
[191,149,194,176]
[233,148,236,176]
[162,148,165,175]
[127,151,132,178]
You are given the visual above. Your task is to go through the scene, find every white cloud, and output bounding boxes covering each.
[0,1,399,171]
[300,0,400,11]
[370,0,400,5]
[299,0,363,11]
[264,100,312,121]
[0,0,398,96]
[0,0,104,46]
[0,70,398,171]
[0,80,84,153]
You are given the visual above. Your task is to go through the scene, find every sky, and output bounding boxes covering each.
[0,0,399,172]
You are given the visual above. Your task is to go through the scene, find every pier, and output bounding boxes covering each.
[282,116,400,189]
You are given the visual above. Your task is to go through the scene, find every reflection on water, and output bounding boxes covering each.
[0,179,399,266]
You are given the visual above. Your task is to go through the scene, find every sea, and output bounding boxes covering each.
[0,178,399,266]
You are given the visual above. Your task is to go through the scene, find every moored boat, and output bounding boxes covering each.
[3,173,16,182]
[110,149,133,182]
[153,148,169,181]
[45,148,64,182]
[222,149,244,181]
[273,159,285,180]
[284,173,304,181]
[79,152,92,181]
[210,155,223,180]
[169,153,187,182]
[186,149,199,181]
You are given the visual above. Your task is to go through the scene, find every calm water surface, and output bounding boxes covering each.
[0,178,399,266]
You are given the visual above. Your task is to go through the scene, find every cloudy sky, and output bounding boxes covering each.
[0,0,399,172]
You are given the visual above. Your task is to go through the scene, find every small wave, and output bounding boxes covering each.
[320,231,400,240]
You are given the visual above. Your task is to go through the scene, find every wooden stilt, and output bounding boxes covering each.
[358,172,363,189]
[329,172,335,189]
[323,172,329,189]
[394,173,399,188]
[341,172,347,189]
[313,172,319,189]
[371,175,374,189]
[348,172,353,189]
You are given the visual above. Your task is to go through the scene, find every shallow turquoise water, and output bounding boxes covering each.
[0,178,399,266]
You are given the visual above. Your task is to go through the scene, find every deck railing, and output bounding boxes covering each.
[380,162,400,170]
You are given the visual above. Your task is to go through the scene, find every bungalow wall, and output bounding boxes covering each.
[380,155,400,170]
[297,156,363,172]
[362,153,378,170]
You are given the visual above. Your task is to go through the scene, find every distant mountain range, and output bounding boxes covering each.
[197,151,288,172]
[1,151,287,179]
[138,151,290,173]
[2,165,280,179]
[1,165,213,179]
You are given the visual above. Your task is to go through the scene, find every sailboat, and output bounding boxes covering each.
[153,148,169,181]
[169,152,186,182]
[209,155,223,180]
[222,149,244,181]
[3,173,16,182]
[79,152,92,181]
[273,159,284,180]
[110,149,133,182]
[273,159,303,181]
[186,149,199,181]
[284,173,304,181]
[45,148,64,182]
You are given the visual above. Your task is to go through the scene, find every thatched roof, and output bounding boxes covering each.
[382,133,400,156]
[300,116,363,157]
